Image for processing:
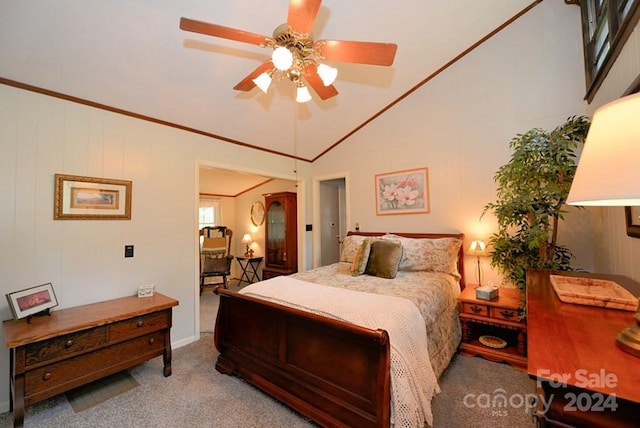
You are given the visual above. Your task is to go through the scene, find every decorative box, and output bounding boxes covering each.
[476,285,499,301]
[138,284,155,298]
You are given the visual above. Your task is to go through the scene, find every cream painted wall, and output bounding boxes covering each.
[1,0,623,414]
[311,1,588,287]
[581,23,640,282]
[0,86,312,411]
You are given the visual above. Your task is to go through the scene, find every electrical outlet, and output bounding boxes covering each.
[125,245,134,258]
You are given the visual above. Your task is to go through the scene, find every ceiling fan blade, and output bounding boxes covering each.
[317,40,398,66]
[233,61,274,91]
[287,0,322,34]
[180,17,269,46]
[304,64,338,100]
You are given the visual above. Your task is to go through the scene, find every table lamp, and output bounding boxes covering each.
[242,233,254,257]
[566,91,640,357]
[466,240,489,286]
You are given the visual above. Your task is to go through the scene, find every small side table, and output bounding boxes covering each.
[236,256,263,286]
[457,285,527,371]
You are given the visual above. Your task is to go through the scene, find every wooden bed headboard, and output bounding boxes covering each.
[346,231,466,290]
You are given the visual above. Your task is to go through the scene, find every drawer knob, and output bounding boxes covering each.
[65,339,74,348]
[149,338,155,345]
[137,320,144,327]
[500,310,515,319]
[470,305,482,314]
[42,372,52,381]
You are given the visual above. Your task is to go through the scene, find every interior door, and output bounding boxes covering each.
[319,178,346,266]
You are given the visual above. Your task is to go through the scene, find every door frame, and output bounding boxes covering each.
[312,173,350,268]
[195,159,303,339]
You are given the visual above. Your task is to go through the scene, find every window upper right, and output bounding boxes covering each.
[578,0,640,102]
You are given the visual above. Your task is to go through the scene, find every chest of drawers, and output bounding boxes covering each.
[3,293,178,428]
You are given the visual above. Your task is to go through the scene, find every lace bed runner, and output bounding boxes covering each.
[241,276,439,427]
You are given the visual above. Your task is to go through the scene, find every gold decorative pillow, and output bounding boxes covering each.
[340,235,370,263]
[365,240,403,279]
[350,238,372,276]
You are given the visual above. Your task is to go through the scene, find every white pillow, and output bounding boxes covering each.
[380,234,462,277]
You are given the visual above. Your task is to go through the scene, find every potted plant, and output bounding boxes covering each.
[483,116,590,302]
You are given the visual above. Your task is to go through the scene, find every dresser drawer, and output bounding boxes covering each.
[24,331,165,399]
[461,302,489,317]
[490,307,520,322]
[109,310,170,342]
[25,327,108,367]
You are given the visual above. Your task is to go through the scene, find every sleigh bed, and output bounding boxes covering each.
[213,231,466,427]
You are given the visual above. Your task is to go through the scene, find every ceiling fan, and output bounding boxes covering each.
[179,0,397,103]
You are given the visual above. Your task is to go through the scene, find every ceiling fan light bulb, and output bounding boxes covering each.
[296,84,312,103]
[317,64,338,86]
[253,72,272,94]
[272,46,293,71]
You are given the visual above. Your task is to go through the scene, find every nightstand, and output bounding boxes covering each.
[236,256,263,286]
[457,285,527,371]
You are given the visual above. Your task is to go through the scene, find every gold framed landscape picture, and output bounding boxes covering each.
[54,174,132,220]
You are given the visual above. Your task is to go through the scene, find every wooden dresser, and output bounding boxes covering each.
[3,293,179,428]
[527,270,640,427]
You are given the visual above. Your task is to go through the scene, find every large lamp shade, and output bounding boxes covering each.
[565,92,640,359]
[567,92,640,206]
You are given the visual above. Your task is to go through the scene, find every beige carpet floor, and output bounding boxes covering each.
[0,286,536,427]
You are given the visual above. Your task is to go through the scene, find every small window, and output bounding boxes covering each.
[199,198,221,230]
[579,0,640,101]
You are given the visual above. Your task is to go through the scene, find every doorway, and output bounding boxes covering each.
[314,176,348,267]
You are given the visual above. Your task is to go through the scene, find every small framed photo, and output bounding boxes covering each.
[6,283,59,320]
[54,174,132,220]
[625,206,640,238]
[375,167,430,215]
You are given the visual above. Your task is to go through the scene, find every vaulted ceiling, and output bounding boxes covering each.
[1,0,537,161]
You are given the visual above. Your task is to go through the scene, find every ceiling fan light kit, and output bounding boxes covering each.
[316,63,338,86]
[253,70,275,94]
[272,46,295,71]
[179,0,397,103]
[296,83,313,103]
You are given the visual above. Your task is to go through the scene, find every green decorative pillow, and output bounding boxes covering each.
[365,240,403,279]
[350,238,372,276]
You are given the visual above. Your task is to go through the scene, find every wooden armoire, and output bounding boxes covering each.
[262,192,297,279]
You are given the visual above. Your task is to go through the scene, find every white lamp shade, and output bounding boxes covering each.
[567,92,640,206]
[316,63,338,86]
[296,85,312,103]
[272,46,293,71]
[467,240,489,256]
[252,72,272,94]
[241,233,252,243]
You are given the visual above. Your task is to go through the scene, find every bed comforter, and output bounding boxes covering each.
[291,262,462,379]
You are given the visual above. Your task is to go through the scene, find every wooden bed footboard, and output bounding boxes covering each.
[214,286,391,428]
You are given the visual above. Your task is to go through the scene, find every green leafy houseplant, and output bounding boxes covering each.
[483,116,591,299]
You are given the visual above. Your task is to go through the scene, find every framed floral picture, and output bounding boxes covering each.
[54,174,132,220]
[375,167,430,215]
